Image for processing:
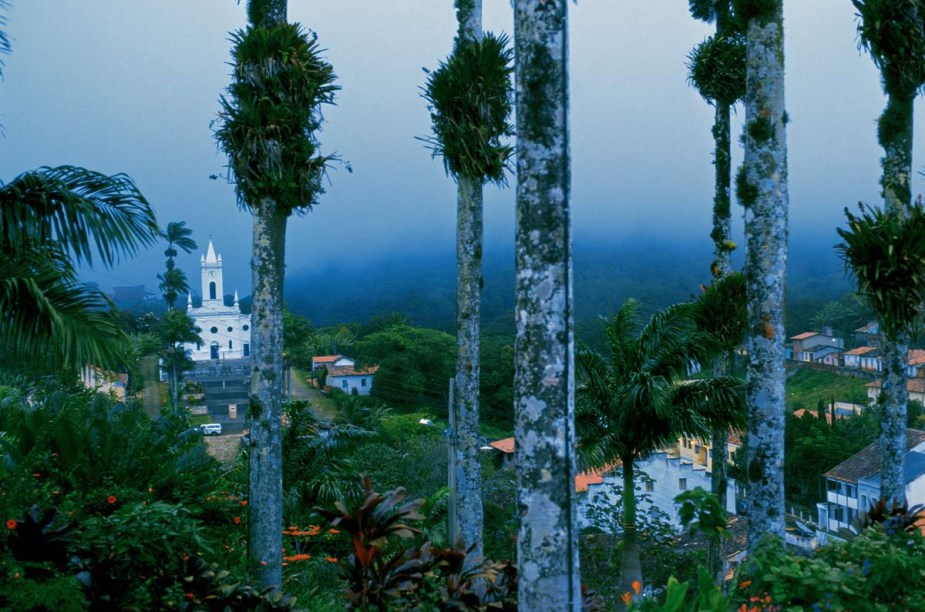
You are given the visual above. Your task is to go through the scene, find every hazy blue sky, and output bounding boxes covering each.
[1,1,922,296]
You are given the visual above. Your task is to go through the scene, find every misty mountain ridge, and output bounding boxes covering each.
[284,235,855,339]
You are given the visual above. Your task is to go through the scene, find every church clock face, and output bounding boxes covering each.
[209,272,215,278]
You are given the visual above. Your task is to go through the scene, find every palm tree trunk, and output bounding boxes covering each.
[880,334,909,506]
[709,358,729,583]
[454,174,484,553]
[742,3,788,554]
[878,91,914,507]
[512,1,580,608]
[248,201,287,590]
[620,455,642,604]
[451,0,484,556]
[172,356,180,414]
[711,102,733,279]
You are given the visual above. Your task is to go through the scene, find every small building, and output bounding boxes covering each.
[791,330,844,362]
[866,378,925,405]
[79,366,128,401]
[327,363,378,395]
[816,429,925,536]
[312,355,355,373]
[844,346,878,370]
[854,322,880,348]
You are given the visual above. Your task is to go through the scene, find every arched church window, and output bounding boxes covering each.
[209,282,216,300]
[228,340,233,349]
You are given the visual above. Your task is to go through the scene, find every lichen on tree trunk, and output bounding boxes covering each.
[513,1,580,608]
[877,91,914,507]
[247,200,287,590]
[453,173,484,554]
[742,4,788,555]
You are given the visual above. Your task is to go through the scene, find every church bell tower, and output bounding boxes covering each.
[201,240,224,304]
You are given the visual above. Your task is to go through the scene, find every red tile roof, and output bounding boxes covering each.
[791,332,819,340]
[824,429,925,483]
[327,364,379,377]
[793,408,835,425]
[489,437,515,454]
[909,350,925,367]
[866,378,925,395]
[845,346,878,356]
[312,355,342,364]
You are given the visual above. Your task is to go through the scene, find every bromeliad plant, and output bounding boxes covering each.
[421,32,514,184]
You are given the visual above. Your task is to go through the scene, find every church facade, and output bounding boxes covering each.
[183,240,251,362]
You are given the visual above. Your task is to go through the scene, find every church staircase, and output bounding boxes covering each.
[186,359,251,434]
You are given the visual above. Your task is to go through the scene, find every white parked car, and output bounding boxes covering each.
[200,423,222,436]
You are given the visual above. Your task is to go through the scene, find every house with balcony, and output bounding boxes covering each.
[816,429,925,538]
[791,330,844,362]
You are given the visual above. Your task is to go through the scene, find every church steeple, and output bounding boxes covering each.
[201,239,224,304]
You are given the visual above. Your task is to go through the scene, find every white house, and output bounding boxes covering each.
[817,429,925,536]
[844,346,878,370]
[312,355,355,373]
[328,363,378,396]
[866,378,925,405]
[182,240,251,362]
[577,451,737,532]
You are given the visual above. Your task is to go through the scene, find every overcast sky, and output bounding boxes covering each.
[1,1,923,296]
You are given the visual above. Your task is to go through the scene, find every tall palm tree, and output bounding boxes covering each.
[215,0,338,589]
[511,1,579,607]
[159,308,200,413]
[0,165,159,371]
[576,300,744,597]
[837,201,925,506]
[422,0,513,556]
[735,0,789,554]
[686,2,745,582]
[687,0,745,280]
[853,0,925,507]
[157,221,197,310]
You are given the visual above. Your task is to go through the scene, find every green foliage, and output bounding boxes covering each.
[422,32,514,184]
[687,32,746,107]
[0,165,159,369]
[747,116,775,143]
[853,0,925,97]
[216,22,339,214]
[836,200,925,338]
[735,164,758,207]
[676,489,727,540]
[692,272,746,351]
[158,221,197,309]
[576,300,745,472]
[356,325,455,412]
[736,527,925,610]
[732,0,780,28]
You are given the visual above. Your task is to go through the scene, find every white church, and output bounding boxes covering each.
[183,240,251,362]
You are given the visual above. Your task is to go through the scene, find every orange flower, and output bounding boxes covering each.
[325,556,338,563]
[6,519,16,530]
[32,472,41,478]
[621,592,632,607]
[739,580,752,590]
[233,516,241,525]
[283,553,312,562]
[107,495,117,505]
[328,528,341,534]
[52,490,59,496]
[632,580,641,595]
[13,572,20,579]
[240,500,248,506]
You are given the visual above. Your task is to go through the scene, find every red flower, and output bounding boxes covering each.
[107,495,117,505]
[32,472,41,478]
[233,516,241,525]
[240,500,248,506]
[325,556,338,563]
[186,592,194,600]
[5,519,16,530]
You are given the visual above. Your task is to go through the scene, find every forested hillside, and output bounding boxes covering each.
[285,235,854,341]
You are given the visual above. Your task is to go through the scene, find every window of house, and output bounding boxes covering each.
[645,481,654,493]
[861,494,868,511]
[679,478,687,491]
[361,378,367,387]
[342,380,348,389]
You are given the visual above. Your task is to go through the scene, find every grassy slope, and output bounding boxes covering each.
[785,366,871,412]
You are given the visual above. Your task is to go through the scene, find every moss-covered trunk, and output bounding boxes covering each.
[454,174,484,553]
[512,1,580,608]
[451,0,485,556]
[248,201,287,590]
[878,91,914,506]
[711,102,733,278]
[620,455,641,604]
[742,3,788,554]
[709,358,728,583]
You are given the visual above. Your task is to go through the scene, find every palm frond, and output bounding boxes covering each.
[0,165,159,268]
